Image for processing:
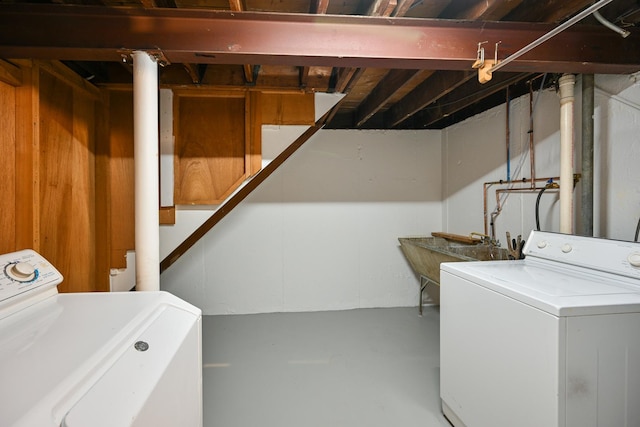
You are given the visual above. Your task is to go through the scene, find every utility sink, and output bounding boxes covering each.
[398,236,509,312]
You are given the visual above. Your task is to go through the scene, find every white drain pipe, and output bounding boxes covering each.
[132,51,160,291]
[558,74,575,234]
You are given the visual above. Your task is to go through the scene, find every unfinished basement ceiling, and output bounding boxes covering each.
[2,0,640,129]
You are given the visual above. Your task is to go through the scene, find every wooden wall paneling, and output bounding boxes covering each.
[249,91,262,176]
[107,89,135,269]
[260,92,315,125]
[0,81,16,254]
[174,90,248,204]
[244,92,250,178]
[14,63,38,251]
[94,89,111,291]
[72,85,96,291]
[37,66,99,293]
[38,71,77,292]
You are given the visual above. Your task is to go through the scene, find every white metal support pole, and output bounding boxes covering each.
[558,74,575,234]
[132,51,160,291]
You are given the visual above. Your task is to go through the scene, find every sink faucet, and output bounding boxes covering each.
[470,232,498,246]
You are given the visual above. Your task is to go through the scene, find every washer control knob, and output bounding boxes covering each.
[537,240,547,249]
[628,253,640,268]
[7,262,36,282]
[561,244,573,253]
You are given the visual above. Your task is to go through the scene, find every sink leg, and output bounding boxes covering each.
[419,276,429,316]
[419,276,439,315]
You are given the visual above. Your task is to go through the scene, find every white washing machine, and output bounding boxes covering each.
[440,231,640,427]
[0,249,202,427]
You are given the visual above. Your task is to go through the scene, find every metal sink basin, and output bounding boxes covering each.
[398,236,509,312]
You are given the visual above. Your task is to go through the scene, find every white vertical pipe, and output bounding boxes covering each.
[558,74,575,234]
[132,51,160,291]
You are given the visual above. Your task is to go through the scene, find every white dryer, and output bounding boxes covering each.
[440,231,640,427]
[0,249,202,427]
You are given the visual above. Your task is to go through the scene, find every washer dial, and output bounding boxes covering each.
[5,262,38,282]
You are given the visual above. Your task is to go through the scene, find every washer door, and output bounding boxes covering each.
[62,305,202,427]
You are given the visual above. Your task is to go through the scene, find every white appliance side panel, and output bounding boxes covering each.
[441,271,563,427]
[565,313,640,427]
[134,316,202,427]
[62,305,202,427]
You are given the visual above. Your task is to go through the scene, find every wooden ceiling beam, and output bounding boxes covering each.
[354,0,565,128]
[1,5,640,75]
[411,72,531,128]
[228,0,255,84]
[386,71,475,128]
[354,69,421,127]
[506,0,593,23]
[453,0,524,20]
[332,0,396,93]
[350,0,432,128]
[310,0,330,14]
[303,0,330,89]
[367,0,398,17]
[183,63,203,84]
[392,0,415,17]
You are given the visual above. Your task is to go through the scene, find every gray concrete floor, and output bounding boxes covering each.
[202,306,452,427]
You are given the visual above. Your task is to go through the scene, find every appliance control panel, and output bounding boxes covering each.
[524,231,640,280]
[0,249,63,304]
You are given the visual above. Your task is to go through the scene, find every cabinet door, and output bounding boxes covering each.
[174,91,250,205]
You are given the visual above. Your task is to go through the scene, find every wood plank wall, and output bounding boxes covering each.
[0,60,107,293]
[0,79,16,254]
[1,63,314,291]
[105,89,135,269]
[38,69,97,292]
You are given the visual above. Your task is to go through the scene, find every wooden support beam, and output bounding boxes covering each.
[1,5,640,75]
[354,69,420,127]
[139,0,157,8]
[412,72,531,128]
[367,0,397,16]
[300,66,310,88]
[311,0,330,14]
[229,0,256,85]
[0,59,22,86]
[392,0,415,17]
[334,67,359,93]
[454,0,524,20]
[386,70,474,128]
[183,63,202,84]
[506,0,593,23]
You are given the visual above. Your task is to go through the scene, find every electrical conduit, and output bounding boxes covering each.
[559,74,575,234]
[133,51,160,291]
[581,74,595,236]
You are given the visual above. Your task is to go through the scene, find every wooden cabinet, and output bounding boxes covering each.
[173,90,260,204]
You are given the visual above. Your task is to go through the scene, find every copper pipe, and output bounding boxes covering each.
[484,176,556,186]
[483,176,562,240]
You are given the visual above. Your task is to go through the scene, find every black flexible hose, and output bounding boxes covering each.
[535,187,547,231]
[635,217,640,242]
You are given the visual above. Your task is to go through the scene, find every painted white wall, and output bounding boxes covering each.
[442,74,640,244]
[161,129,442,314]
[158,93,342,262]
[154,74,640,313]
